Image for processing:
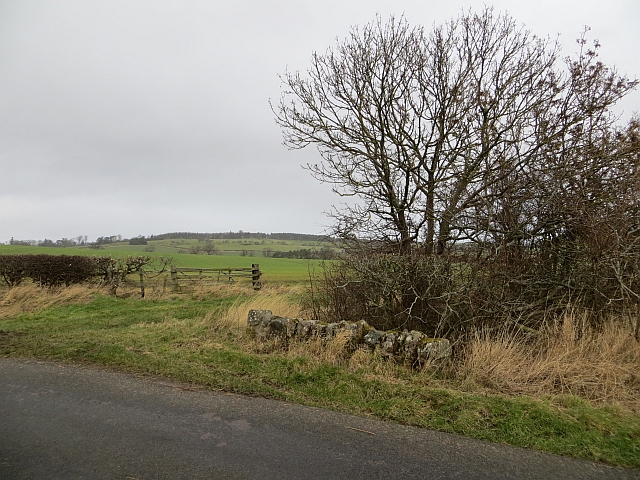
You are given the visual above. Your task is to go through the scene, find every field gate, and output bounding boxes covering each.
[170,263,262,291]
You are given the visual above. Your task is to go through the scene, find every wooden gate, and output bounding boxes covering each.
[170,263,261,290]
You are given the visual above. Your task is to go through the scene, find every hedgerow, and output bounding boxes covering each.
[0,254,160,290]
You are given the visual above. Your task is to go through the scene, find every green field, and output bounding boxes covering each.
[0,243,328,285]
[142,237,335,255]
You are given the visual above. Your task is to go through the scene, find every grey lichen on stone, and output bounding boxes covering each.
[344,320,368,342]
[363,329,385,347]
[416,338,452,363]
[379,332,398,358]
[325,322,342,337]
[295,319,317,339]
[247,309,272,327]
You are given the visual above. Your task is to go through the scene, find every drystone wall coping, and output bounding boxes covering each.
[247,309,451,365]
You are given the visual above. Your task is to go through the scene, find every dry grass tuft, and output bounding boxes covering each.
[221,289,359,365]
[459,312,640,410]
[113,281,298,301]
[286,331,353,366]
[348,346,374,370]
[186,283,258,300]
[205,289,303,334]
[186,283,304,300]
[0,283,99,318]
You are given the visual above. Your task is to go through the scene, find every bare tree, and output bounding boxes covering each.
[275,16,429,253]
[274,9,636,255]
[276,8,640,335]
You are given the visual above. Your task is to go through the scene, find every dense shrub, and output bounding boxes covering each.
[306,238,640,339]
[0,255,30,286]
[0,255,164,293]
[0,255,99,287]
[271,248,336,260]
[307,253,473,334]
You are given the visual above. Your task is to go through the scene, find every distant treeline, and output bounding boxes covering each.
[9,236,90,247]
[267,247,336,260]
[7,231,334,247]
[8,235,123,248]
[148,231,332,242]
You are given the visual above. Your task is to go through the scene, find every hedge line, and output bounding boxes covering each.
[0,254,152,287]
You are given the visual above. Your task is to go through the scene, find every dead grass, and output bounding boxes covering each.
[203,287,303,334]
[185,282,304,300]
[234,303,640,411]
[286,331,353,365]
[0,283,100,318]
[459,312,640,411]
[184,283,259,300]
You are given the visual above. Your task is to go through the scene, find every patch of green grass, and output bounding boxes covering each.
[146,237,336,254]
[1,292,639,469]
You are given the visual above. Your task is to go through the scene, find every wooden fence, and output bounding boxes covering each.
[117,264,262,297]
[170,263,262,291]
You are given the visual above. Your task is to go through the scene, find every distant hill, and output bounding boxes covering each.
[6,231,335,247]
[148,231,334,242]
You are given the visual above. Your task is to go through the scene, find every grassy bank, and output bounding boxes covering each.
[0,284,638,468]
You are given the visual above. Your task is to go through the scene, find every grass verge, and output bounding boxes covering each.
[0,285,638,469]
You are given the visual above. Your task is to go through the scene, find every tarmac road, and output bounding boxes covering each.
[0,358,638,480]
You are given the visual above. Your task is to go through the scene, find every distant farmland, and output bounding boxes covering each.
[0,236,337,285]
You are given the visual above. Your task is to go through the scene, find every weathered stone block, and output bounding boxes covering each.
[249,310,297,340]
[379,332,398,358]
[396,330,425,363]
[248,309,272,327]
[344,320,368,342]
[264,317,294,339]
[416,338,452,364]
[296,319,317,339]
[325,322,343,337]
[363,329,385,347]
[314,323,328,337]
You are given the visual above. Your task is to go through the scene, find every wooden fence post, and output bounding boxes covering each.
[171,267,178,291]
[139,272,145,298]
[252,264,261,290]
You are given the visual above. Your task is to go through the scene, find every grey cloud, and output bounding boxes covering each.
[0,0,637,241]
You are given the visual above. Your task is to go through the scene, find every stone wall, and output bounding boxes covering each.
[247,309,451,365]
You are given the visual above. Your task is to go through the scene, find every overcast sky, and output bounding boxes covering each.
[1,1,638,242]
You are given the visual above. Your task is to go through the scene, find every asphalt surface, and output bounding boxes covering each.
[0,358,638,480]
